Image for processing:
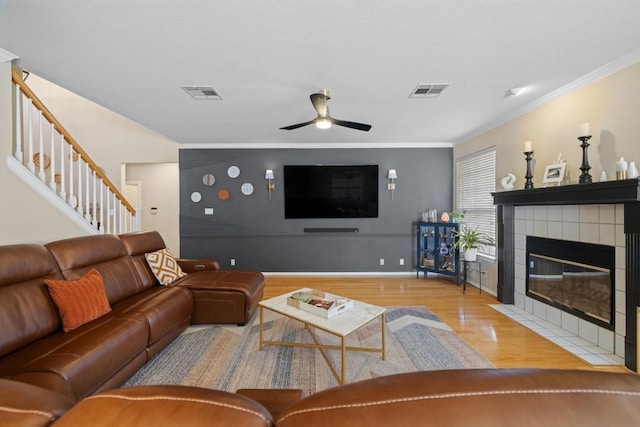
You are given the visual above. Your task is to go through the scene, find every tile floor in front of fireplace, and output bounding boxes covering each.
[490,304,625,366]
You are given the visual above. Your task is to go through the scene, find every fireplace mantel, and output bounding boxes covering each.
[493,177,640,371]
[493,178,639,206]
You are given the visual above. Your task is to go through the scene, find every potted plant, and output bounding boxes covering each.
[449,210,465,223]
[453,225,495,261]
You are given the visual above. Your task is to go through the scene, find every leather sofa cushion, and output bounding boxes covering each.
[0,379,74,427]
[46,234,145,304]
[54,385,274,427]
[119,231,169,288]
[277,369,640,426]
[45,269,112,332]
[0,312,149,400]
[113,286,193,346]
[0,244,63,357]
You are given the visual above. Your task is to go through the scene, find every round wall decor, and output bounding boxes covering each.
[202,173,216,186]
[218,189,230,201]
[227,166,240,179]
[191,191,202,203]
[241,182,254,196]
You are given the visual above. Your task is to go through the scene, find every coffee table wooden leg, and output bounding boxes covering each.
[340,336,346,384]
[381,312,386,361]
[259,306,264,350]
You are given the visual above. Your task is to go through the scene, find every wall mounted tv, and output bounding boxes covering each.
[284,165,379,219]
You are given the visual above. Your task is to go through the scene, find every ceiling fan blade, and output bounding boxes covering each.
[332,118,372,132]
[310,93,329,117]
[280,119,315,130]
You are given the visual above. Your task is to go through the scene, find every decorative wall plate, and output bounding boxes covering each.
[202,173,215,186]
[191,192,202,203]
[241,182,254,196]
[33,153,50,169]
[227,166,240,179]
[218,189,230,201]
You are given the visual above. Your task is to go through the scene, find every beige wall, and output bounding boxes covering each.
[125,163,180,254]
[1,63,89,244]
[454,60,640,295]
[25,74,179,186]
[1,66,180,245]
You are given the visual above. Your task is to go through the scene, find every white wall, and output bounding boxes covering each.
[125,163,180,254]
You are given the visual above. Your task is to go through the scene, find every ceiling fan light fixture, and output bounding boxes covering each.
[316,118,332,129]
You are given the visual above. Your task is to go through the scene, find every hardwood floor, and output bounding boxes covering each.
[263,274,630,373]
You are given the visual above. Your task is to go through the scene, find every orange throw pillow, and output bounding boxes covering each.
[45,269,112,332]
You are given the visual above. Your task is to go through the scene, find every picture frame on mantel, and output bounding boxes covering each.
[543,163,566,186]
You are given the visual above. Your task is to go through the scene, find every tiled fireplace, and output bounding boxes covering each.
[494,179,640,370]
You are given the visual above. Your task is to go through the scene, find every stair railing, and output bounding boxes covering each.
[11,69,137,234]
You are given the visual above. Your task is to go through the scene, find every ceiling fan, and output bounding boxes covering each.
[280,89,372,132]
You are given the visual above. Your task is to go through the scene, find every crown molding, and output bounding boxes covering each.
[455,48,640,145]
[179,141,453,149]
[0,47,18,63]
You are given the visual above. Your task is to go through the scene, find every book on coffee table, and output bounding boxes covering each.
[287,288,354,319]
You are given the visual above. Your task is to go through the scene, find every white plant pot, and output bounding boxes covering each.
[463,248,477,262]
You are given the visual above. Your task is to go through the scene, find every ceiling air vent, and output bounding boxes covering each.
[181,86,223,100]
[409,83,450,98]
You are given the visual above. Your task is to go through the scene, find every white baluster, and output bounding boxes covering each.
[59,135,66,200]
[99,179,104,233]
[27,100,34,172]
[108,192,115,234]
[67,147,77,208]
[118,202,123,234]
[85,163,91,222]
[92,170,98,228]
[38,111,45,181]
[49,125,56,191]
[14,85,23,162]
[76,156,84,215]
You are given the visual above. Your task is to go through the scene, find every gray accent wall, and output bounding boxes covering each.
[179,148,452,272]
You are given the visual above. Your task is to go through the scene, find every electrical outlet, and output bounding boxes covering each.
[399,258,404,266]
[379,258,385,266]
[231,258,236,266]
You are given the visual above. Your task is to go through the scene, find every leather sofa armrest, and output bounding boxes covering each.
[176,258,220,273]
[237,388,303,421]
[54,385,274,427]
[0,379,75,426]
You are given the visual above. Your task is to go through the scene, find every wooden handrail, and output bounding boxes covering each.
[11,69,136,215]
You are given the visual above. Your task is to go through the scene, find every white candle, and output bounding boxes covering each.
[524,140,533,152]
[579,122,590,136]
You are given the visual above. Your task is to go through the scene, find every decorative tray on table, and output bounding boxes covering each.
[287,288,354,319]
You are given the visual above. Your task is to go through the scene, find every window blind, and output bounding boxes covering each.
[455,147,497,257]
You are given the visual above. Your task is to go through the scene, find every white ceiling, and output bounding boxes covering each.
[1,1,640,146]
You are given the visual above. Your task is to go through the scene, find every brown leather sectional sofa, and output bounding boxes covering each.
[3,368,640,426]
[2,231,640,425]
[0,231,264,401]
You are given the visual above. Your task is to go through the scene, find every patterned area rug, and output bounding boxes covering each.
[124,306,493,396]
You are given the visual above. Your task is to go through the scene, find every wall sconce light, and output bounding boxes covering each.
[387,169,397,199]
[265,169,275,200]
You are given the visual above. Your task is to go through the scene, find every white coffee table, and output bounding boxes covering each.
[258,289,386,385]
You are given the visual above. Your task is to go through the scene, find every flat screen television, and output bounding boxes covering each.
[284,165,379,219]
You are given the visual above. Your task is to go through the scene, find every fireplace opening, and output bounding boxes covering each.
[526,236,615,330]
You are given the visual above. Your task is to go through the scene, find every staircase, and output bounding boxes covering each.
[8,69,137,234]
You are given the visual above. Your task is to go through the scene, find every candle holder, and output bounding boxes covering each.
[524,151,534,189]
[578,135,592,184]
